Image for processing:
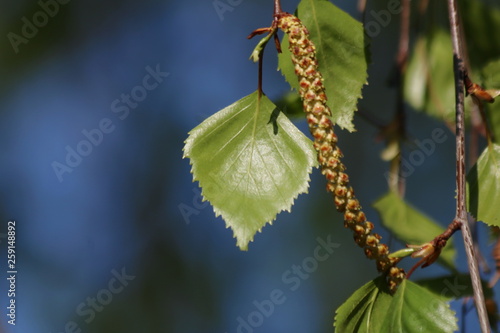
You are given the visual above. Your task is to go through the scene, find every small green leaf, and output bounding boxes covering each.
[460,0,500,68]
[404,29,458,124]
[481,59,500,143]
[249,31,275,63]
[372,191,456,271]
[467,144,500,227]
[334,277,392,333]
[335,277,457,333]
[380,280,458,332]
[183,92,317,250]
[389,247,418,259]
[278,0,368,132]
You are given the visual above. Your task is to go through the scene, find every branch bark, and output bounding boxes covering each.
[447,0,490,331]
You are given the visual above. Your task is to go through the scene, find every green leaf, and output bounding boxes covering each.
[467,62,500,226]
[334,277,393,333]
[183,91,317,250]
[278,0,368,132]
[404,29,457,124]
[460,0,500,68]
[335,277,457,333]
[467,144,500,227]
[380,280,458,332]
[372,191,456,271]
[416,274,494,301]
[482,59,500,143]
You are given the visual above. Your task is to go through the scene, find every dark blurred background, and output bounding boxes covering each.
[0,0,495,332]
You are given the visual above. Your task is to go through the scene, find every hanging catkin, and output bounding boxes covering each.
[277,13,405,292]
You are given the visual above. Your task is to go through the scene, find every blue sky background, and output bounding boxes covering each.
[0,0,496,332]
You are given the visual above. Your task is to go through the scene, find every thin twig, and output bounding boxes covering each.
[459,13,492,275]
[391,0,410,196]
[419,0,429,15]
[357,0,366,13]
[274,0,282,16]
[447,0,490,331]
[396,0,410,70]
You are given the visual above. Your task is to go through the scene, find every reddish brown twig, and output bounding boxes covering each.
[447,0,490,331]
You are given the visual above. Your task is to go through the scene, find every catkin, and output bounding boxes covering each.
[277,13,405,292]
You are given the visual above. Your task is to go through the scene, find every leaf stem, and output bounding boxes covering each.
[447,0,490,331]
[258,49,264,99]
[248,0,286,98]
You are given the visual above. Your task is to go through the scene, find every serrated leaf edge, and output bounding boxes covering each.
[182,93,317,250]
